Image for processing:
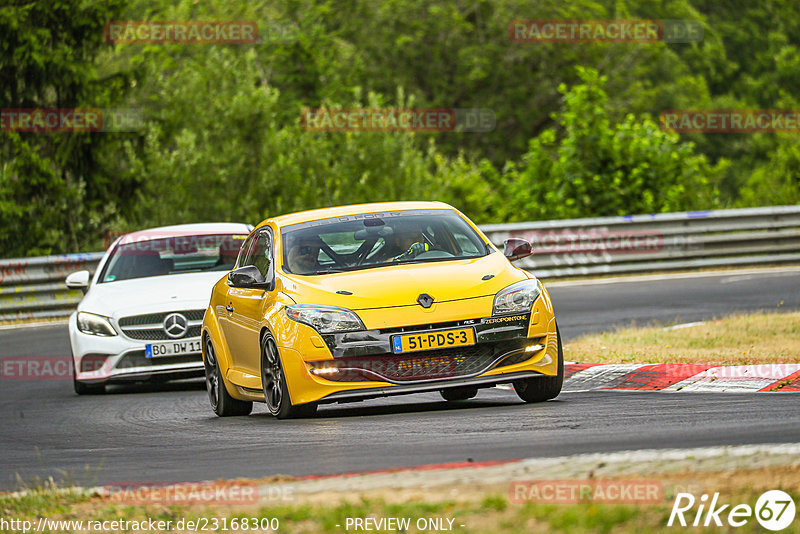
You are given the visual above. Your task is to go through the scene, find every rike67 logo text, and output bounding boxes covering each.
[668,490,796,531]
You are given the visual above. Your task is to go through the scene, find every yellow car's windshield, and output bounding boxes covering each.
[281,210,490,275]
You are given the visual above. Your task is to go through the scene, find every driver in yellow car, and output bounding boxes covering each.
[392,223,430,261]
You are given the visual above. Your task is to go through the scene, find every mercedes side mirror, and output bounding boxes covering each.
[65,270,90,294]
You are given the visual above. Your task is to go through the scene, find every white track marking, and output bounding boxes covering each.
[663,321,705,331]
[562,363,646,392]
[0,320,68,331]
[664,364,800,392]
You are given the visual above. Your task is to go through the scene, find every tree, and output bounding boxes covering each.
[498,67,726,221]
[0,0,128,256]
[738,137,800,206]
[114,43,468,228]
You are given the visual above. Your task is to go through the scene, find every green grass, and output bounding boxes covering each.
[0,487,89,519]
[565,311,800,365]
[4,488,799,533]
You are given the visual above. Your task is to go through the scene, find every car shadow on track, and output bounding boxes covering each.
[103,378,205,395]
[235,400,519,422]
[301,396,563,420]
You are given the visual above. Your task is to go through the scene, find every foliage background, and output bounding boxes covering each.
[1,0,799,257]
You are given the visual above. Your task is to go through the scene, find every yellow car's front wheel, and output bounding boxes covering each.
[513,326,564,403]
[261,333,317,419]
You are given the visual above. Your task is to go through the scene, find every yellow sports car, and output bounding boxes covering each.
[202,201,561,418]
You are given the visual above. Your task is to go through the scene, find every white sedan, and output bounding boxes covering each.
[66,223,251,394]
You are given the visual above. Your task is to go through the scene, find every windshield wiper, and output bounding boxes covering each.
[303,268,346,275]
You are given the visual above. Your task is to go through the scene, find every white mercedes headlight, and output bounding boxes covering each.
[493,280,541,315]
[76,312,118,337]
[285,305,365,334]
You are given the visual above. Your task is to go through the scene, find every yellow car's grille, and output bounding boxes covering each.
[310,338,530,383]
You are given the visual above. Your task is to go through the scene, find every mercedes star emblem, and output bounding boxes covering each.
[163,312,188,339]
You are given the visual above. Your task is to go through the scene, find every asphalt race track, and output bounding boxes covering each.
[1,267,799,490]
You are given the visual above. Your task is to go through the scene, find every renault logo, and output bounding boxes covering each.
[163,313,188,338]
[417,293,434,309]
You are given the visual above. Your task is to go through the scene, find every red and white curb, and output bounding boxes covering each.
[563,363,800,393]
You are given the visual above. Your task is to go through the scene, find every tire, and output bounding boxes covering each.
[204,335,253,417]
[74,378,105,395]
[440,386,478,401]
[72,357,104,395]
[261,333,317,419]
[513,326,564,403]
[149,375,170,385]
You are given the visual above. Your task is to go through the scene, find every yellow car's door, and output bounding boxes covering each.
[220,229,273,378]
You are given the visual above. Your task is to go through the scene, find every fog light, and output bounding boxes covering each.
[312,366,339,376]
[81,354,110,372]
[525,344,544,353]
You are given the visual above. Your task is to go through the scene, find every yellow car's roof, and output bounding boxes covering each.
[262,201,455,228]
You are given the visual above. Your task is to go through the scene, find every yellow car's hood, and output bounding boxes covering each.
[279,252,529,310]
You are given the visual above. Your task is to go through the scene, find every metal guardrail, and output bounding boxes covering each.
[1,205,799,321]
[481,205,800,278]
[0,253,103,321]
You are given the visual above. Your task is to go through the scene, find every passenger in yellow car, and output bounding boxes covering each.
[286,237,322,274]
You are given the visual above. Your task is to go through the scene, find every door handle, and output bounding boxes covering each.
[226,305,234,313]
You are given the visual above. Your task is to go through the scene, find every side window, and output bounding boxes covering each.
[455,234,481,255]
[440,220,481,255]
[237,233,258,268]
[240,229,272,279]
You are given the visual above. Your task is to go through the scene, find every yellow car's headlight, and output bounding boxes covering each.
[76,311,118,336]
[285,304,365,334]
[493,280,541,315]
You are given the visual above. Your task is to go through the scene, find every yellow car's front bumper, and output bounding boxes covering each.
[286,331,558,405]
[278,294,558,406]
